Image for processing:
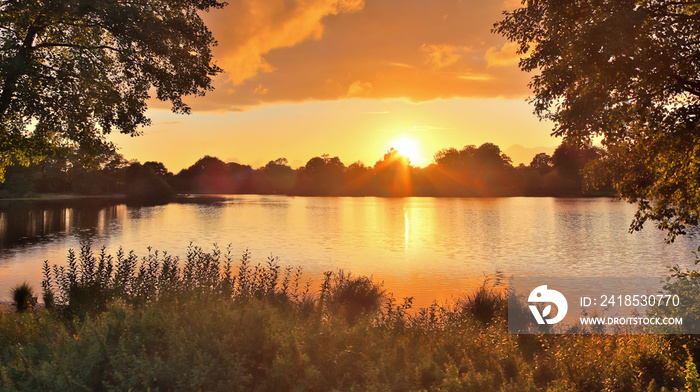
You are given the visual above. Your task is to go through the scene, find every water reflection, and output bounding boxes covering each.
[0,196,698,308]
[0,200,124,250]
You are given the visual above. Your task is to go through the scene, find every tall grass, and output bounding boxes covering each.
[0,242,696,391]
[40,242,316,316]
[10,283,36,313]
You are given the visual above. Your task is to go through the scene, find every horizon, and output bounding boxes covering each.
[133,137,556,174]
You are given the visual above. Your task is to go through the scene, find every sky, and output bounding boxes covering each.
[110,0,558,173]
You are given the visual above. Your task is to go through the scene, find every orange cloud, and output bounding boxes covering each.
[485,42,521,67]
[187,0,530,111]
[207,0,365,85]
[421,44,471,70]
[458,72,493,81]
[348,80,373,96]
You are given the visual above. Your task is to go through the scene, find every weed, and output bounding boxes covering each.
[11,282,36,313]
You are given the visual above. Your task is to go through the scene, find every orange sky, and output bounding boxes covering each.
[111,0,557,173]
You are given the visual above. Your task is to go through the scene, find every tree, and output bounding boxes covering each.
[550,141,602,195]
[529,153,552,174]
[258,158,296,194]
[494,0,700,238]
[296,154,346,195]
[123,161,174,200]
[0,0,225,180]
[373,148,412,196]
[143,161,171,177]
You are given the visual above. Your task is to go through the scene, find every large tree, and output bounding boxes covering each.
[495,0,700,239]
[0,0,224,179]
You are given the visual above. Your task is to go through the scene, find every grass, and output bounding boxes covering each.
[0,242,698,391]
[10,283,36,313]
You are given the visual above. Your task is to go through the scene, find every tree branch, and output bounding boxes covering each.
[33,42,121,53]
[0,24,40,119]
[672,74,700,97]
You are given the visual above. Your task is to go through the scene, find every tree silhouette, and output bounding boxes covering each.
[296,154,346,195]
[258,158,296,194]
[432,143,514,196]
[0,0,225,180]
[175,156,229,193]
[124,162,174,200]
[529,153,552,175]
[345,161,373,196]
[143,161,172,178]
[373,148,412,196]
[550,142,602,196]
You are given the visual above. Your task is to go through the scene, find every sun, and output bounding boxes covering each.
[390,136,423,165]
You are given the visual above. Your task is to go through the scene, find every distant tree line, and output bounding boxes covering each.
[0,141,612,199]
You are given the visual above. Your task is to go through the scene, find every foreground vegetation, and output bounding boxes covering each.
[1,244,699,391]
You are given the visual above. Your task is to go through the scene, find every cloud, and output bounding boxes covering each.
[485,42,521,67]
[189,0,531,111]
[420,44,470,70]
[347,80,373,96]
[207,0,365,85]
[458,72,493,81]
[254,84,269,96]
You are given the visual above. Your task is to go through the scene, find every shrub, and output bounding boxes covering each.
[322,270,385,324]
[11,282,36,312]
[459,273,506,325]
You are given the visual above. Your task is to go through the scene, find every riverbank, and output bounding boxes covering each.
[0,192,617,202]
[1,242,696,391]
[0,193,229,204]
[0,193,127,202]
[1,282,695,391]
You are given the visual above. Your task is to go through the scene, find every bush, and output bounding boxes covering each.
[11,282,36,312]
[459,273,506,325]
[322,270,385,324]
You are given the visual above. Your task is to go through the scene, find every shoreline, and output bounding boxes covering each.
[0,194,128,202]
[0,192,618,202]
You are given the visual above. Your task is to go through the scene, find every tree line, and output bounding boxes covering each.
[0,141,611,199]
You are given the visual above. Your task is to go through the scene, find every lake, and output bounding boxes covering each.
[0,196,698,308]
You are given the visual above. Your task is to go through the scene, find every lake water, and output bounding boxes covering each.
[0,196,698,308]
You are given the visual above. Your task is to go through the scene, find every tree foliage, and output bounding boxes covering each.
[494,0,700,239]
[0,0,225,179]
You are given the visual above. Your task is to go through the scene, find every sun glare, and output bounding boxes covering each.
[390,136,423,165]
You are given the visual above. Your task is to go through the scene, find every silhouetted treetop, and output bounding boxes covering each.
[434,143,512,172]
[376,148,410,168]
[530,153,552,174]
[188,156,228,174]
[143,161,172,177]
[0,0,225,180]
